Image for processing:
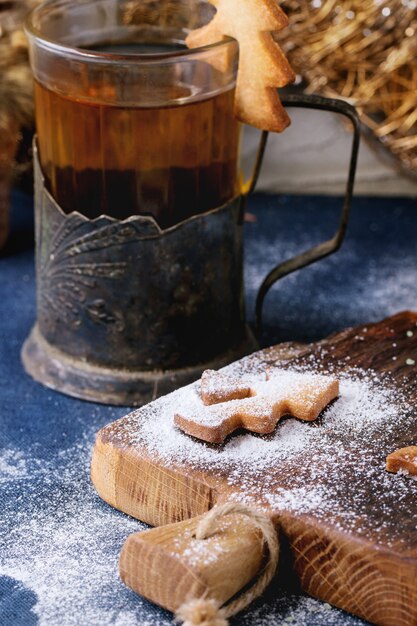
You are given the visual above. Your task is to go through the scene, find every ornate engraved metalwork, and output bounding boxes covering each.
[22,94,359,405]
[22,145,256,405]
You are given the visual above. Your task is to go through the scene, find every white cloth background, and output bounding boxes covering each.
[242,108,417,197]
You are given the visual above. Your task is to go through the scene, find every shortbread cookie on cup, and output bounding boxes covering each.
[186,0,296,132]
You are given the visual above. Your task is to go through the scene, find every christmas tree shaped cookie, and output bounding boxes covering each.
[174,369,339,443]
[186,0,295,132]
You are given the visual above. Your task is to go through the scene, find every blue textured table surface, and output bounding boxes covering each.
[1,190,416,626]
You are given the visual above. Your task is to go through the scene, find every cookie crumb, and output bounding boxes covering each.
[386,446,417,477]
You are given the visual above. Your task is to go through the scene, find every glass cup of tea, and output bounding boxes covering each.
[23,0,359,405]
[26,0,240,228]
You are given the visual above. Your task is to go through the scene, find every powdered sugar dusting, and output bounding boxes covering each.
[3,359,413,623]
[175,371,338,429]
[264,485,328,515]
[0,436,365,626]
[397,468,417,481]
[238,594,365,625]
[125,370,406,471]
[0,449,29,483]
[111,360,416,548]
[1,438,170,626]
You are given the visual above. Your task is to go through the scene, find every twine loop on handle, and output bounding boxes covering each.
[175,502,279,626]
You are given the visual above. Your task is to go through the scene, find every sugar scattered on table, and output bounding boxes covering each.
[1,432,360,625]
[238,594,364,626]
[1,440,170,626]
[4,351,415,625]
[0,448,28,483]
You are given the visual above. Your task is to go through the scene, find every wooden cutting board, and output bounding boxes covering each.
[91,312,417,626]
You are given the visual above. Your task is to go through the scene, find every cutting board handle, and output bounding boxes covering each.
[119,503,279,623]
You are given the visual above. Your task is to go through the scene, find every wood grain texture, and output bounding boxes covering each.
[281,515,417,626]
[119,513,265,612]
[91,312,417,626]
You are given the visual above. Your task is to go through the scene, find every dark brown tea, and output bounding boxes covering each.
[35,80,240,229]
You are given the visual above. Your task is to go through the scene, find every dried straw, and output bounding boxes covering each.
[0,2,36,137]
[277,0,417,175]
[2,1,417,176]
